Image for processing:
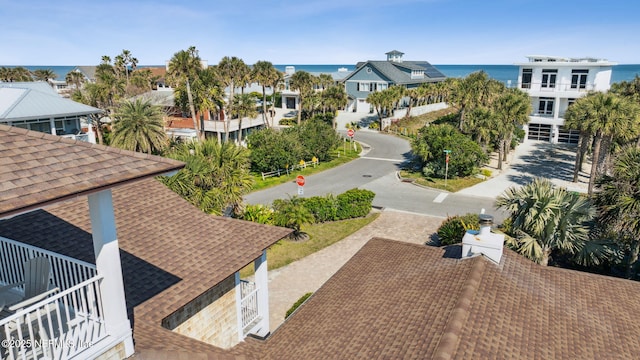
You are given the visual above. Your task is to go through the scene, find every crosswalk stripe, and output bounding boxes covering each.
[433,193,448,203]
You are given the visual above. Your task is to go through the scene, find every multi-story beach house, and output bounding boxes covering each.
[515,55,616,144]
[0,81,100,143]
[342,50,446,113]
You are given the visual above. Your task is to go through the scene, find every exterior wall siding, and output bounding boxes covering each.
[94,341,126,360]
[163,275,239,349]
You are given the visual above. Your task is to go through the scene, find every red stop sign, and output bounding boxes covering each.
[347,129,355,137]
[296,175,305,186]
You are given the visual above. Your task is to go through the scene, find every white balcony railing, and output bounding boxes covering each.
[1,275,106,360]
[60,133,90,142]
[239,280,259,335]
[519,81,596,93]
[0,237,106,359]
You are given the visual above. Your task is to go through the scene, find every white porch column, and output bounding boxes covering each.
[234,272,243,341]
[88,190,134,356]
[254,250,269,336]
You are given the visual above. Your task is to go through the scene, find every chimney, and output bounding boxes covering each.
[461,214,504,264]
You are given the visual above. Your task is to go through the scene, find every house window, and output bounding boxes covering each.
[521,68,532,89]
[379,83,388,91]
[541,69,557,88]
[538,97,554,115]
[357,82,370,92]
[571,69,588,89]
[411,70,424,79]
[568,98,576,107]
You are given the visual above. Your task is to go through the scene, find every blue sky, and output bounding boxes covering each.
[1,0,638,65]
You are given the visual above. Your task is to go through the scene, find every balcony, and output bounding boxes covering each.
[0,237,111,359]
[239,280,260,336]
[60,133,90,143]
[519,81,596,96]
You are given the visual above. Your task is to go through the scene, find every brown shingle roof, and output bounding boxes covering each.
[237,238,640,359]
[0,178,291,356]
[0,124,184,218]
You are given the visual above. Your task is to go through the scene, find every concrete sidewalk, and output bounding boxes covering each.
[267,209,443,332]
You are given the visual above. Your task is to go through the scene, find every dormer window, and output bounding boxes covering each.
[411,70,424,79]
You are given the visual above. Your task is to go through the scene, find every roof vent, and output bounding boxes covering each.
[461,214,504,264]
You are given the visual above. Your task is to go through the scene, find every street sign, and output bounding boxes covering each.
[296,175,305,186]
[298,186,304,195]
[347,128,355,138]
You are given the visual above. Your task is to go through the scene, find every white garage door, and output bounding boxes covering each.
[528,124,552,141]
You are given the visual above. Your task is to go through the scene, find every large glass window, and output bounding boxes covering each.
[538,97,554,115]
[571,69,588,89]
[541,69,557,88]
[521,68,532,89]
[357,82,370,92]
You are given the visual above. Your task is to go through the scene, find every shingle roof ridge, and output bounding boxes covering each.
[432,257,486,360]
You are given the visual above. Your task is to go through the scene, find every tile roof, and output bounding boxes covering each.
[237,238,640,359]
[0,124,185,217]
[0,82,101,121]
[0,178,292,355]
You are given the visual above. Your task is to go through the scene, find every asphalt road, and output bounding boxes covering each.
[244,130,506,221]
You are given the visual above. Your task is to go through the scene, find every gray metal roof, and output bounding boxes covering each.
[0,82,101,121]
[346,60,446,85]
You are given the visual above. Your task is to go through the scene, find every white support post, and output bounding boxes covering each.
[88,190,134,356]
[234,272,244,341]
[254,250,269,336]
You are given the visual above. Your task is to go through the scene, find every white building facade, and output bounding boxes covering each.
[515,55,616,144]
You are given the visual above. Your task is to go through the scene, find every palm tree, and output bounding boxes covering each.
[594,146,640,278]
[162,139,253,215]
[252,61,280,127]
[111,98,168,154]
[114,49,138,87]
[289,71,314,125]
[273,195,315,240]
[230,93,258,144]
[565,92,639,194]
[462,106,496,149]
[496,178,595,266]
[217,56,250,141]
[448,71,499,130]
[168,46,203,140]
[492,88,531,169]
[65,71,85,91]
[32,68,57,81]
[322,86,348,128]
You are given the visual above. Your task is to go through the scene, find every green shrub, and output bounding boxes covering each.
[285,292,313,319]
[437,213,480,245]
[279,117,297,126]
[285,119,341,162]
[336,188,375,220]
[241,204,274,225]
[412,124,488,178]
[368,121,380,130]
[303,195,338,223]
[481,169,492,177]
[247,128,302,173]
[273,196,315,239]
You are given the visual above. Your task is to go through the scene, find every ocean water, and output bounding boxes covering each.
[4,64,640,85]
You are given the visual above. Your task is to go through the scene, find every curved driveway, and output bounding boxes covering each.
[244,130,504,220]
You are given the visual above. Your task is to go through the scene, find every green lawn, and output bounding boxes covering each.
[399,170,485,192]
[240,212,380,277]
[250,141,362,192]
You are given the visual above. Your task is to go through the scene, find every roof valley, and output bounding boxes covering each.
[432,258,487,359]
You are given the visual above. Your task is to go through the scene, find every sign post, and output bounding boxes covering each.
[444,150,451,188]
[296,175,305,195]
[347,128,356,151]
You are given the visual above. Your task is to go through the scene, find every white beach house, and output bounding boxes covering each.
[515,55,616,144]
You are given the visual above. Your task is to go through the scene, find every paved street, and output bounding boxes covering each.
[252,110,588,334]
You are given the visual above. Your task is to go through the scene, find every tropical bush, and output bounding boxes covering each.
[273,196,315,240]
[285,119,341,162]
[241,204,274,225]
[335,188,375,220]
[248,119,341,172]
[302,194,339,223]
[279,117,296,126]
[437,213,480,245]
[285,292,313,319]
[247,128,302,173]
[412,124,488,178]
